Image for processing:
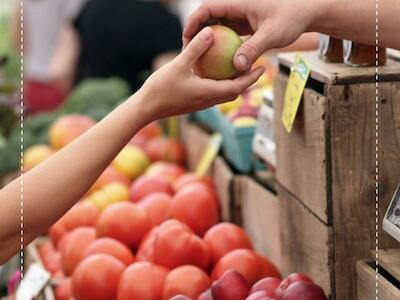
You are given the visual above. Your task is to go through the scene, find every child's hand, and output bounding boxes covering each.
[137,27,265,122]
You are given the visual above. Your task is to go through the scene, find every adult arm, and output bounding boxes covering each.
[183,0,400,71]
[0,27,264,264]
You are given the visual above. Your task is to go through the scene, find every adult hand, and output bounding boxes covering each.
[140,26,265,122]
[183,0,319,71]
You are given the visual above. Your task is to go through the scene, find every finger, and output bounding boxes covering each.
[183,1,230,48]
[234,27,272,71]
[205,66,265,98]
[180,27,214,65]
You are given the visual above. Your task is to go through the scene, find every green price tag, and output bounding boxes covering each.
[282,54,311,133]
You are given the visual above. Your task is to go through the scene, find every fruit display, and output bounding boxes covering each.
[25,114,327,300]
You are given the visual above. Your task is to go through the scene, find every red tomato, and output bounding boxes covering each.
[90,166,131,192]
[117,262,169,300]
[96,202,151,250]
[72,254,125,300]
[136,227,159,262]
[61,227,96,276]
[55,277,72,300]
[173,173,214,193]
[204,222,253,265]
[62,202,100,231]
[84,238,135,266]
[144,137,186,165]
[163,265,211,300]
[146,162,186,183]
[38,241,62,275]
[211,249,281,286]
[153,220,210,270]
[49,219,68,249]
[170,183,219,237]
[137,192,172,226]
[130,176,174,203]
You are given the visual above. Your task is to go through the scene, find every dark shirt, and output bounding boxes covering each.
[74,0,182,90]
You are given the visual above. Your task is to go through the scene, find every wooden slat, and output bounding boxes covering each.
[357,260,400,300]
[274,73,330,223]
[375,249,400,282]
[180,118,212,172]
[278,51,400,84]
[278,185,333,298]
[329,82,400,300]
[237,176,282,269]
[211,156,234,221]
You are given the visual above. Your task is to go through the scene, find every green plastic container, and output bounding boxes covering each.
[217,111,263,173]
[192,107,220,131]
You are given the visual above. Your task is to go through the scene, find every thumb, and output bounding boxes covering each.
[180,27,214,64]
[234,28,271,71]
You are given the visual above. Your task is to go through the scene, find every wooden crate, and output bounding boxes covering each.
[235,176,282,270]
[357,260,400,299]
[180,118,236,222]
[278,184,333,297]
[274,51,400,299]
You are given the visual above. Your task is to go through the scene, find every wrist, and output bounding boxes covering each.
[127,86,156,126]
[306,0,332,33]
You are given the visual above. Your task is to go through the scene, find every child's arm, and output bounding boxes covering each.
[0,27,264,264]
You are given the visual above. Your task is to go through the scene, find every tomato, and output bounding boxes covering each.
[137,193,172,226]
[96,202,151,250]
[49,219,68,249]
[173,173,214,193]
[163,265,211,300]
[90,166,131,192]
[38,241,62,275]
[153,220,210,270]
[144,137,186,165]
[117,262,169,300]
[130,176,174,203]
[170,183,219,236]
[84,238,135,266]
[204,222,253,265]
[146,162,186,183]
[62,202,100,231]
[72,254,125,300]
[211,249,281,286]
[61,227,96,276]
[136,227,158,262]
[55,277,72,300]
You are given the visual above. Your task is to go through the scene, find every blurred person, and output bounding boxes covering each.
[12,0,86,114]
[50,0,183,92]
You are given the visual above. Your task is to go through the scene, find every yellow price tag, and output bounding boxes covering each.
[167,116,179,138]
[282,54,311,133]
[195,133,223,177]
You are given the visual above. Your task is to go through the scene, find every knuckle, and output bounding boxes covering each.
[242,41,259,60]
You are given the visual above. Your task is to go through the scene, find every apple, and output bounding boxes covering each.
[250,278,281,296]
[275,273,313,298]
[130,175,173,203]
[170,296,193,300]
[245,291,270,300]
[146,162,186,183]
[195,25,243,80]
[281,282,327,300]
[212,270,250,300]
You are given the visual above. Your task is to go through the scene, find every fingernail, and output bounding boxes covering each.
[237,55,248,69]
[200,27,213,42]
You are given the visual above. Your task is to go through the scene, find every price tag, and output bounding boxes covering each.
[167,117,179,138]
[195,133,223,177]
[281,54,311,133]
[16,263,51,300]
